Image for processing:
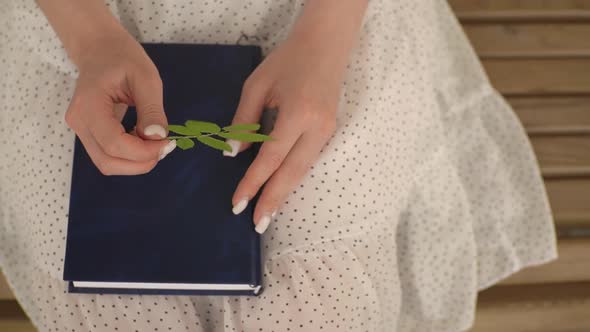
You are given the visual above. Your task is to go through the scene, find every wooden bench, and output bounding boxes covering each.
[2,1,590,330]
[450,0,590,330]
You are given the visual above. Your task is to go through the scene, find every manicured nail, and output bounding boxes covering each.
[255,214,271,234]
[158,140,176,160]
[144,124,167,138]
[223,139,241,157]
[271,210,278,218]
[232,197,249,215]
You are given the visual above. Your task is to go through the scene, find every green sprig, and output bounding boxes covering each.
[165,120,272,152]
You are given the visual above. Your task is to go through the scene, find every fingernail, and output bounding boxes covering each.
[223,139,241,157]
[232,197,249,215]
[255,214,271,234]
[158,140,176,160]
[144,124,167,139]
[271,210,278,218]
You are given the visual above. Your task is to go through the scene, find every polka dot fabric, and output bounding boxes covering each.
[0,0,558,331]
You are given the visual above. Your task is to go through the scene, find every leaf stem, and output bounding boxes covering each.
[164,133,218,140]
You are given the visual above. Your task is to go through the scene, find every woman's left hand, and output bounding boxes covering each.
[226,0,369,233]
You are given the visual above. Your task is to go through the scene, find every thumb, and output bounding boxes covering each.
[128,68,169,141]
[225,77,269,157]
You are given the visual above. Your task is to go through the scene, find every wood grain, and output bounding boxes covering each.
[0,320,36,332]
[507,97,590,131]
[482,58,590,95]
[0,300,33,332]
[449,0,590,12]
[530,135,590,176]
[0,274,13,300]
[456,10,590,23]
[470,282,590,332]
[546,178,590,227]
[0,300,27,319]
[499,238,590,285]
[463,23,590,57]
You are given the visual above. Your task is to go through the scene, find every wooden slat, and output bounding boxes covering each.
[546,178,590,227]
[457,11,590,23]
[508,96,590,130]
[463,23,590,57]
[471,282,590,332]
[450,0,590,12]
[0,300,34,332]
[0,300,27,319]
[482,58,590,95]
[531,135,590,176]
[0,274,13,300]
[499,238,590,285]
[0,321,35,332]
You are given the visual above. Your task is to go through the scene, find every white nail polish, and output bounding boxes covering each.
[223,139,241,157]
[255,214,271,234]
[144,124,167,138]
[158,140,176,160]
[232,198,249,215]
[271,210,278,218]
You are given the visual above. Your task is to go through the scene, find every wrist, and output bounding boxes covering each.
[36,0,132,68]
[67,18,131,68]
[289,0,368,69]
[69,25,133,70]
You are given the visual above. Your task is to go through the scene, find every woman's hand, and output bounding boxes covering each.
[37,0,175,175]
[228,0,368,233]
[65,33,176,175]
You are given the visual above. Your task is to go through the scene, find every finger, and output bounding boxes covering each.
[230,109,303,215]
[224,75,270,157]
[252,129,331,234]
[83,94,171,162]
[127,65,169,141]
[76,127,160,176]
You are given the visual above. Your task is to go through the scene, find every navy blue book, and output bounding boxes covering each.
[62,43,263,296]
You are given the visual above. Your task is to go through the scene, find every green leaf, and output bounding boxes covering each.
[222,123,261,132]
[217,132,272,142]
[185,120,220,133]
[175,138,195,150]
[197,136,232,152]
[168,125,201,136]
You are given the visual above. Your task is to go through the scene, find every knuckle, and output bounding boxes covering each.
[260,193,281,211]
[141,103,163,118]
[242,76,256,94]
[299,108,318,125]
[65,95,84,128]
[143,160,158,174]
[102,138,121,156]
[287,159,309,179]
[293,96,337,135]
[231,113,250,125]
[295,98,325,125]
[95,159,113,176]
[135,163,155,176]
[262,150,284,171]
[318,115,337,136]
[241,75,262,97]
[148,74,163,89]
[136,65,162,88]
[64,109,75,128]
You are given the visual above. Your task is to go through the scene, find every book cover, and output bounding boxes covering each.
[62,43,263,296]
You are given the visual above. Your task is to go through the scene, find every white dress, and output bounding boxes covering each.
[0,0,558,331]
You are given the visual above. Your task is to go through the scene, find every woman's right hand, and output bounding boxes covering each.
[64,31,176,176]
[35,0,176,175]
